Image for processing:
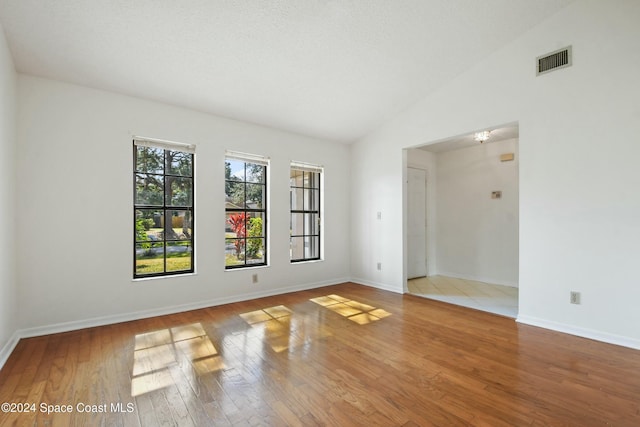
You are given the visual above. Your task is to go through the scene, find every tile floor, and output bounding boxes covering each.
[408,275,518,318]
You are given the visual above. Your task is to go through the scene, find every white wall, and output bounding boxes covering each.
[0,24,17,362]
[350,136,403,292]
[351,0,640,348]
[16,76,350,332]
[435,139,519,286]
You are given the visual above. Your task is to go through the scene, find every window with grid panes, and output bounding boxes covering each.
[290,162,322,262]
[225,152,268,268]
[134,139,194,278]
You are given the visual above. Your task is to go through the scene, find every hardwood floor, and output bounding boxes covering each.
[1,283,639,426]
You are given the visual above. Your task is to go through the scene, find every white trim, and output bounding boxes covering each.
[350,277,404,294]
[290,259,324,265]
[16,278,350,340]
[225,150,269,166]
[132,272,198,282]
[517,315,640,350]
[0,331,21,370]
[224,264,270,273]
[290,161,324,173]
[133,136,196,153]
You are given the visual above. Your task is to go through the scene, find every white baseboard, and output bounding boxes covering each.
[516,315,640,350]
[434,271,518,288]
[1,277,349,370]
[350,277,404,294]
[0,331,20,371]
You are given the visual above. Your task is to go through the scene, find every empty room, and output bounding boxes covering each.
[1,1,639,426]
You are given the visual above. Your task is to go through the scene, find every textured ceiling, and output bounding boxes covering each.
[0,0,572,143]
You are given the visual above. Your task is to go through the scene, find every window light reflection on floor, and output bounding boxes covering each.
[239,305,300,353]
[131,322,224,397]
[239,305,332,353]
[309,294,392,325]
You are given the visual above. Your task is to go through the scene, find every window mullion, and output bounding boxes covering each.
[163,206,168,274]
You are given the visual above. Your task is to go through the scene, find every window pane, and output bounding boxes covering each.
[225,238,244,266]
[247,212,265,238]
[226,159,245,181]
[167,177,193,207]
[136,242,165,275]
[290,237,304,259]
[226,212,248,238]
[304,189,319,211]
[135,209,163,242]
[291,213,304,236]
[291,188,304,211]
[166,242,192,272]
[303,171,319,189]
[166,150,192,176]
[136,146,164,174]
[304,236,319,259]
[246,163,265,183]
[306,172,319,189]
[167,210,192,241]
[245,183,265,209]
[226,181,245,208]
[246,238,264,263]
[135,174,164,206]
[305,213,319,236]
[291,169,304,187]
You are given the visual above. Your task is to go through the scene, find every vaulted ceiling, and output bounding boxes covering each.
[0,0,572,142]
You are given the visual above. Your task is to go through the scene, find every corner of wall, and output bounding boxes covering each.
[0,21,19,370]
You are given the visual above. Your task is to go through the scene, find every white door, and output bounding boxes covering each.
[407,168,427,279]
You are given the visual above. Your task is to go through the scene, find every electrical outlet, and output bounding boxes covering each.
[376,211,382,220]
[376,262,382,271]
[252,274,258,284]
[570,291,580,304]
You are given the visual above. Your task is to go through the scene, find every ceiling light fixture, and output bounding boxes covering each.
[474,130,491,143]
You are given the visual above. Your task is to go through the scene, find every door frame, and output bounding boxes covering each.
[407,167,428,279]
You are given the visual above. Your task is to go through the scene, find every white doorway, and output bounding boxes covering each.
[407,167,427,279]
[404,124,520,317]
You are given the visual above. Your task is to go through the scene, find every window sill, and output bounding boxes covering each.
[225,264,270,272]
[290,259,324,265]
[132,272,197,282]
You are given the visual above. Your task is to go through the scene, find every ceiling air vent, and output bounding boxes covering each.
[536,46,572,76]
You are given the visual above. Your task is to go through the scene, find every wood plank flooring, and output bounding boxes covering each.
[1,283,639,426]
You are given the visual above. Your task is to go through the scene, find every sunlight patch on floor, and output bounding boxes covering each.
[310,295,392,325]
